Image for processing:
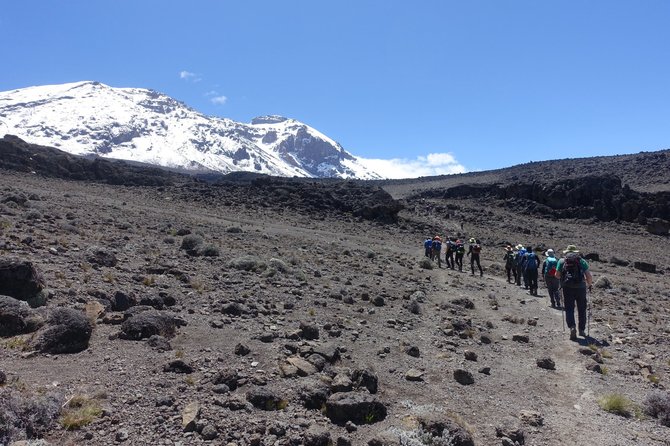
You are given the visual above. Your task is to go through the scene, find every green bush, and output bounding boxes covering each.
[598,393,637,418]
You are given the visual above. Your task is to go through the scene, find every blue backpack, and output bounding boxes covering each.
[525,252,538,270]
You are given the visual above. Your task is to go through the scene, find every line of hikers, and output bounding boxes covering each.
[424,236,483,276]
[423,237,594,341]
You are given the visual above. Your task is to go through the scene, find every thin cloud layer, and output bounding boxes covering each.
[210,95,228,105]
[179,70,201,82]
[359,152,466,179]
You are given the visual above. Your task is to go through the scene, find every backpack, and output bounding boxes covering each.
[516,249,526,267]
[562,253,583,286]
[433,240,442,251]
[544,257,558,277]
[525,252,538,270]
[456,244,465,255]
[471,244,481,254]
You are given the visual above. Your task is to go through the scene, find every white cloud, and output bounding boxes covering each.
[210,95,228,105]
[359,152,466,179]
[179,70,201,82]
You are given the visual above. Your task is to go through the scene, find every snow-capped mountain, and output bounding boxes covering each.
[0,81,381,179]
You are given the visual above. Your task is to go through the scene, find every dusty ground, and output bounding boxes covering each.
[1,159,669,446]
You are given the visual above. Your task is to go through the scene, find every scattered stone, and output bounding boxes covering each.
[371,296,385,307]
[163,359,194,374]
[234,343,251,356]
[512,334,529,343]
[478,367,491,375]
[519,410,544,426]
[352,368,378,394]
[594,276,612,289]
[285,356,318,376]
[536,357,556,370]
[464,350,478,361]
[453,369,474,385]
[405,369,424,381]
[646,218,670,236]
[200,424,218,441]
[119,311,186,340]
[0,295,43,337]
[85,246,118,267]
[405,346,420,357]
[299,321,319,340]
[246,387,286,411]
[331,373,354,393]
[182,401,200,432]
[634,261,656,274]
[146,335,172,351]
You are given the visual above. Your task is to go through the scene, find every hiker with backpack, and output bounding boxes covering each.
[555,245,593,340]
[445,238,456,270]
[454,239,465,271]
[542,249,561,308]
[431,236,443,268]
[424,238,433,257]
[515,245,527,287]
[523,246,540,296]
[503,245,515,283]
[467,238,483,276]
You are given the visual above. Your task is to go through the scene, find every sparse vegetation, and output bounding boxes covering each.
[642,391,670,427]
[59,394,103,430]
[0,387,63,444]
[598,394,638,418]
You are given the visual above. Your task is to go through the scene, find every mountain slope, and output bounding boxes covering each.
[0,81,381,179]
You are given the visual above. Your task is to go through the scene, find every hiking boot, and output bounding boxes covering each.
[569,328,577,341]
[579,330,586,338]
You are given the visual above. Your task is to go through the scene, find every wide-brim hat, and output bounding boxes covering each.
[468,238,476,244]
[515,244,524,250]
[545,249,555,256]
[563,244,579,253]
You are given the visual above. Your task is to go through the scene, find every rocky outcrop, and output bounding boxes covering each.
[413,175,670,227]
[0,260,46,306]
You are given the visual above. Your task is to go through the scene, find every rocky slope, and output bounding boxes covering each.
[0,148,669,446]
[0,81,380,179]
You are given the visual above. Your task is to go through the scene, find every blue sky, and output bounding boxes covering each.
[1,1,669,177]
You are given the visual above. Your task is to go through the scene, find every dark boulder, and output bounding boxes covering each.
[417,413,475,446]
[634,261,657,274]
[0,295,43,337]
[246,387,286,411]
[0,259,46,306]
[30,308,92,354]
[325,392,387,425]
[119,311,186,340]
[646,218,670,236]
[86,246,118,267]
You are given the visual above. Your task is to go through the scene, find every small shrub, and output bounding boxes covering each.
[228,256,267,272]
[189,277,207,293]
[598,394,637,418]
[60,394,103,430]
[180,234,204,251]
[102,271,116,283]
[643,391,670,427]
[397,425,458,446]
[142,275,156,287]
[648,374,661,385]
[0,387,63,444]
[3,337,29,350]
[200,245,220,257]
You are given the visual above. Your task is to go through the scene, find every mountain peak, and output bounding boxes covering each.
[251,115,290,125]
[0,82,381,179]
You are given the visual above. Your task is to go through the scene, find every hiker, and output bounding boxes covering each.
[454,239,465,271]
[542,248,561,308]
[424,238,432,257]
[431,236,443,268]
[524,246,540,296]
[503,245,515,283]
[467,237,483,276]
[445,237,456,270]
[555,245,593,340]
[515,245,527,286]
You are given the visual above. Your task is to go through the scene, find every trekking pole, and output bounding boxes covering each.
[587,286,592,338]
[560,286,565,332]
